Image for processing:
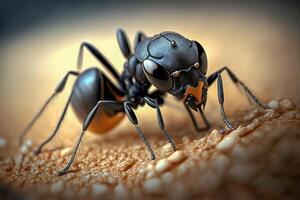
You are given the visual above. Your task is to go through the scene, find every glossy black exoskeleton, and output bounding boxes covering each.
[19,29,269,175]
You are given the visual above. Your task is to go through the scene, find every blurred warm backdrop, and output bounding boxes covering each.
[0,1,299,146]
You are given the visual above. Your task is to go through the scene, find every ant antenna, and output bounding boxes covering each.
[160,34,177,47]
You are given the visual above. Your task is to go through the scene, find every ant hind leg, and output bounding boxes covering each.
[33,83,77,155]
[18,71,79,146]
[56,100,124,176]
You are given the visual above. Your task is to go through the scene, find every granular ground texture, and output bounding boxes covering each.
[0,99,299,199]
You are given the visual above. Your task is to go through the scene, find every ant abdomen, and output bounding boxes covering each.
[71,68,125,133]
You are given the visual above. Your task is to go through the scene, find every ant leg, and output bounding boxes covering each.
[77,42,120,80]
[18,71,79,145]
[33,89,74,155]
[184,103,210,132]
[116,29,132,59]
[56,100,123,176]
[144,97,176,151]
[207,67,269,109]
[134,31,146,48]
[216,72,235,129]
[124,102,156,160]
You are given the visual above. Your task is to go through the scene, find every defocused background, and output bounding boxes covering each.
[0,0,299,145]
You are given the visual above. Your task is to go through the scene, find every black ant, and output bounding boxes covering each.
[18,29,269,176]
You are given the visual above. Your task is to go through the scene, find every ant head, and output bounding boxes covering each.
[135,32,208,107]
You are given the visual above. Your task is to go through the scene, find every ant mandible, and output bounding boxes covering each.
[18,29,269,175]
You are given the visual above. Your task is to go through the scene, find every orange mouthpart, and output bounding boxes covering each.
[183,81,205,104]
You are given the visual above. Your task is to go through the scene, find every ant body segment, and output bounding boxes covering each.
[19,29,269,175]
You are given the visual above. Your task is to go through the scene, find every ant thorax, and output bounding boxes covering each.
[120,65,151,104]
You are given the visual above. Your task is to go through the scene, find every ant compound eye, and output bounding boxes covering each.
[171,70,180,77]
[195,41,208,74]
[142,59,173,91]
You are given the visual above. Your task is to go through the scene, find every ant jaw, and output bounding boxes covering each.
[183,81,204,103]
[183,80,205,112]
[184,94,201,112]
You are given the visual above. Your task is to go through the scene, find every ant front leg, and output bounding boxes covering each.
[144,97,176,151]
[18,71,79,146]
[207,67,270,109]
[206,71,235,129]
[184,102,210,132]
[216,72,235,129]
[123,102,156,160]
[207,67,270,130]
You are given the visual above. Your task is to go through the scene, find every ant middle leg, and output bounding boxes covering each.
[124,102,156,160]
[18,71,79,145]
